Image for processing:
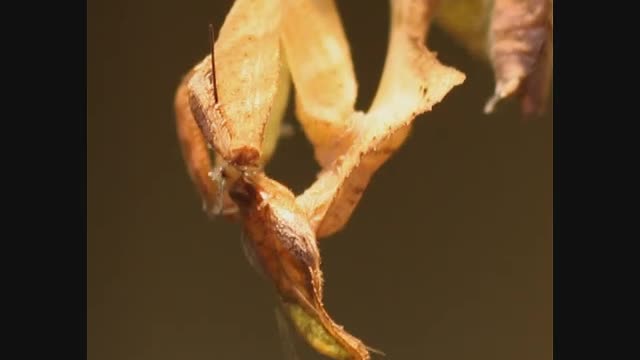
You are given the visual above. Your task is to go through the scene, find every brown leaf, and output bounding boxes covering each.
[229,173,372,360]
[297,0,465,238]
[484,0,553,115]
[261,55,292,166]
[187,0,283,168]
[280,0,359,167]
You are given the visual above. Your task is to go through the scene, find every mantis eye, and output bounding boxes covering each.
[228,180,256,209]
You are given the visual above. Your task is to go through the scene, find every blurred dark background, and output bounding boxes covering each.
[87,1,552,359]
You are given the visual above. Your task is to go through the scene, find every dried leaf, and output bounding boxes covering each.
[485,0,553,114]
[261,52,292,165]
[297,0,465,238]
[187,0,282,168]
[484,0,553,115]
[280,0,358,167]
[284,303,361,360]
[229,173,371,360]
[433,0,553,115]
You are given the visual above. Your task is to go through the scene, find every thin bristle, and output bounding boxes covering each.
[208,24,219,102]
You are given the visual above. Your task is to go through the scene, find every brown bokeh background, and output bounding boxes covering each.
[87,1,552,359]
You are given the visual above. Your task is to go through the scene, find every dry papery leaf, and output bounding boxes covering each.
[433,0,553,116]
[175,0,464,359]
[485,0,553,115]
[281,0,358,168]
[296,0,465,239]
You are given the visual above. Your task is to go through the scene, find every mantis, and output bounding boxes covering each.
[174,0,552,359]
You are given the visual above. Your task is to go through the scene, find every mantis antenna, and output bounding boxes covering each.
[208,24,219,103]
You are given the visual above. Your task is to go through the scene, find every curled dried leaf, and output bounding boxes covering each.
[281,0,358,167]
[229,173,320,302]
[284,303,352,360]
[187,0,282,169]
[484,0,553,115]
[261,52,292,165]
[433,0,553,116]
[297,0,465,238]
[229,173,372,360]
